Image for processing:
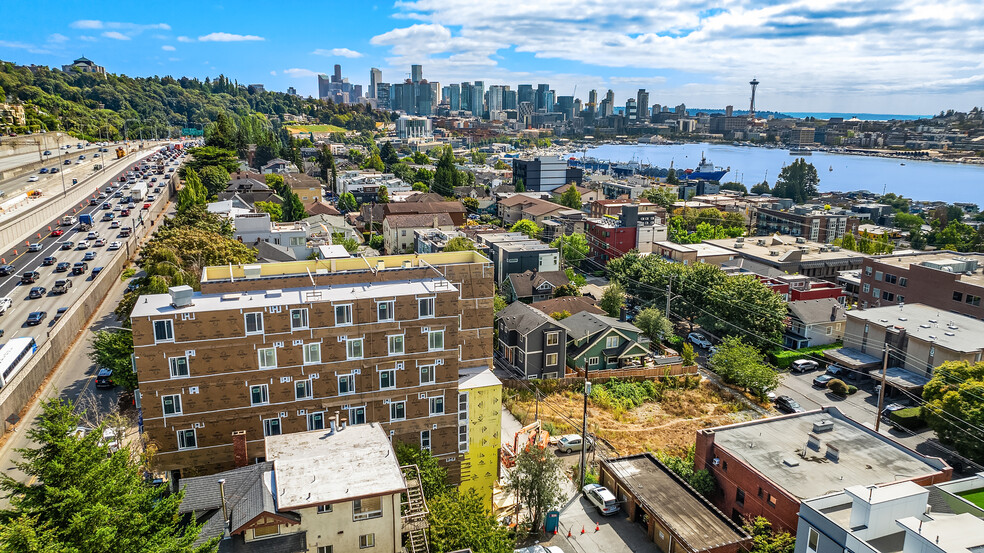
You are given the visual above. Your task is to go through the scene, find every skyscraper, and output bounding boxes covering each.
[535,84,550,111]
[636,89,649,121]
[369,68,382,98]
[448,83,461,111]
[487,85,506,115]
[333,64,343,83]
[503,89,517,111]
[625,98,638,121]
[555,96,575,120]
[587,89,598,116]
[472,81,485,118]
[376,83,391,110]
[411,64,423,84]
[518,84,534,106]
[318,65,360,104]
[460,82,473,112]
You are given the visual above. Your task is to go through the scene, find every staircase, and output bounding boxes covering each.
[400,464,430,553]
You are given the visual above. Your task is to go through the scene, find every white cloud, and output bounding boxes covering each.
[168,57,180,62]
[0,40,32,49]
[48,33,69,44]
[270,70,277,76]
[177,36,194,43]
[70,20,170,31]
[102,31,131,41]
[70,20,104,29]
[162,45,176,51]
[312,47,364,58]
[79,35,97,42]
[283,68,319,78]
[198,32,265,42]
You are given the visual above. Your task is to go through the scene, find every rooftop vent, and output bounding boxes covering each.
[920,324,931,328]
[734,242,744,248]
[265,289,282,298]
[813,420,834,433]
[769,250,780,256]
[402,260,412,269]
[796,237,806,244]
[783,458,801,467]
[807,433,822,451]
[376,260,385,271]
[243,264,262,279]
[220,293,240,302]
[757,239,767,246]
[945,332,955,337]
[169,285,194,308]
[825,443,840,463]
[830,246,841,252]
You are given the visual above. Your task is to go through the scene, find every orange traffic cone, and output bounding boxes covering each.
[567,528,572,538]
[595,523,600,532]
[553,528,558,535]
[581,525,585,534]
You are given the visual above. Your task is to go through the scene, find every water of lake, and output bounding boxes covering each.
[579,143,984,205]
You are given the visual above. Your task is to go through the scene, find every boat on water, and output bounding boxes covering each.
[790,147,812,155]
[678,155,729,181]
[829,165,833,171]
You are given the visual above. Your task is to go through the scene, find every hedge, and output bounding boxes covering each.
[889,407,926,430]
[770,342,843,369]
[827,378,849,396]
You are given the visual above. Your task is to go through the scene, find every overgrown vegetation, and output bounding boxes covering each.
[655,445,717,498]
[922,360,984,463]
[769,342,841,369]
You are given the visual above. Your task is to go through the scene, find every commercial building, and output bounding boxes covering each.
[512,156,583,193]
[694,407,951,532]
[131,252,494,479]
[858,252,984,316]
[600,454,751,553]
[396,115,433,139]
[704,236,868,281]
[338,170,410,204]
[318,64,361,104]
[755,205,860,243]
[653,242,737,266]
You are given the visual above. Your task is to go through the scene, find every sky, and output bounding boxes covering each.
[1,0,982,115]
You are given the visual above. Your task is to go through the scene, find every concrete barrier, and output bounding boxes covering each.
[0,182,173,433]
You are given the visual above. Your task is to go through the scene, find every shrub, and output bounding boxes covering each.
[889,407,926,430]
[769,342,842,369]
[120,267,136,280]
[847,384,858,395]
[827,378,848,396]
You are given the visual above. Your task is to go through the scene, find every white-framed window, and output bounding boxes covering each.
[587,356,599,367]
[346,338,364,359]
[605,335,619,348]
[317,505,333,514]
[295,379,313,400]
[318,545,333,553]
[348,406,366,425]
[606,356,617,365]
[419,297,435,318]
[177,428,197,450]
[875,270,883,281]
[428,330,444,351]
[303,342,321,364]
[379,369,396,389]
[390,401,406,421]
[353,497,382,521]
[826,326,834,335]
[258,347,277,369]
[250,384,269,405]
[162,394,182,415]
[263,417,281,436]
[420,429,431,451]
[290,308,309,330]
[420,364,436,385]
[289,236,305,247]
[244,312,264,335]
[359,534,375,549]
[807,528,819,553]
[872,287,880,298]
[429,396,445,415]
[153,319,174,343]
[169,356,189,378]
[253,525,280,539]
[546,331,560,346]
[335,304,352,326]
[458,392,469,453]
[338,374,355,395]
[865,266,872,276]
[307,411,325,430]
[388,334,404,355]
[377,301,394,322]
[545,353,558,366]
[862,283,870,293]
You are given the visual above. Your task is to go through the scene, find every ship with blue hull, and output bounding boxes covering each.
[569,154,729,181]
[677,156,729,181]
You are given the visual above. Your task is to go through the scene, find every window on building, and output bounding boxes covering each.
[872,287,880,298]
[767,494,778,507]
[882,291,895,301]
[736,488,745,506]
[862,283,870,293]
[897,295,905,303]
[420,429,431,451]
[346,338,364,359]
[162,394,181,415]
[258,347,277,369]
[319,546,333,553]
[875,271,883,281]
[420,364,436,385]
[885,273,897,284]
[245,312,264,335]
[428,330,444,351]
[295,379,312,400]
[289,236,305,247]
[588,356,599,367]
[169,356,189,378]
[299,343,321,365]
[317,505,333,514]
[388,335,404,355]
[290,308,309,330]
[390,401,406,421]
[379,369,396,389]
[899,277,907,287]
[153,319,174,342]
[307,412,325,430]
[865,266,872,276]
[335,304,352,325]
[419,297,435,318]
[353,497,382,521]
[359,533,376,548]
[807,528,819,553]
[954,291,964,302]
[605,335,619,349]
[338,374,355,395]
[250,385,269,405]
[349,406,366,425]
[177,429,197,450]
[546,331,560,346]
[545,353,558,366]
[967,295,982,307]
[253,525,279,538]
[377,301,394,321]
[263,418,281,437]
[430,396,445,415]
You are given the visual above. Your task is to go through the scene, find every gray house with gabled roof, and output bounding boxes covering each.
[495,301,568,379]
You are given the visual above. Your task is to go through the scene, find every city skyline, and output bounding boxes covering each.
[0,1,981,114]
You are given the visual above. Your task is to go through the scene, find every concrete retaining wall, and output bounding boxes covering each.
[0,177,174,433]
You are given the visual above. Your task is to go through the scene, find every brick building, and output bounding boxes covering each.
[131,252,493,479]
[755,205,860,243]
[694,407,951,532]
[858,252,984,316]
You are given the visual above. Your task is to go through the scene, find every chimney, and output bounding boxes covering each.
[831,304,839,321]
[232,430,248,468]
[218,479,229,526]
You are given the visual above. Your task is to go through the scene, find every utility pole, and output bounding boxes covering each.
[534,389,539,421]
[665,274,674,319]
[874,346,889,432]
[579,379,591,490]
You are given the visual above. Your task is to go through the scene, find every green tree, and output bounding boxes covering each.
[893,212,924,234]
[0,398,217,553]
[494,159,509,170]
[509,219,541,239]
[337,192,359,213]
[427,489,514,553]
[317,145,337,192]
[557,185,582,209]
[433,146,460,197]
[197,164,230,197]
[504,447,564,535]
[552,284,580,298]
[394,443,448,500]
[412,182,430,192]
[772,158,820,203]
[879,193,911,213]
[681,342,697,366]
[362,152,385,172]
[841,232,857,251]
[493,294,508,313]
[634,307,673,343]
[185,146,240,174]
[411,151,431,165]
[331,232,359,253]
[442,236,477,252]
[599,282,626,318]
[704,274,787,347]
[514,177,525,192]
[550,234,589,267]
[750,180,771,195]
[462,197,480,211]
[655,445,717,497]
[377,184,390,204]
[280,188,307,222]
[565,267,587,288]
[709,336,781,399]
[745,517,796,553]
[719,182,748,194]
[379,141,399,166]
[176,167,207,214]
[255,200,283,222]
[642,186,678,210]
[665,168,679,185]
[470,150,488,164]
[368,234,384,251]
[550,310,572,320]
[88,331,136,391]
[922,361,984,463]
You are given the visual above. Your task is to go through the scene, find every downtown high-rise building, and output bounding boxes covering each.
[625,98,638,121]
[535,84,551,112]
[389,65,437,115]
[317,64,360,104]
[369,67,382,98]
[503,89,517,111]
[587,89,598,116]
[448,84,460,110]
[555,95,575,120]
[636,89,650,121]
[460,82,473,113]
[487,85,506,115]
[518,84,534,107]
[411,64,423,83]
[471,81,485,118]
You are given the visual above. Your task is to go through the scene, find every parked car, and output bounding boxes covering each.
[774,395,805,414]
[95,368,115,389]
[813,374,835,388]
[791,359,820,373]
[26,311,47,325]
[582,484,620,516]
[825,365,848,378]
[557,434,594,454]
[28,286,46,299]
[687,332,712,349]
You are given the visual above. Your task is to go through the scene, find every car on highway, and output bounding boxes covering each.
[82,252,97,262]
[93,153,100,158]
[60,241,74,250]
[813,374,835,388]
[95,368,115,389]
[89,198,99,206]
[91,266,104,277]
[41,256,56,266]
[107,241,122,250]
[28,243,42,252]
[20,271,40,284]
[51,229,64,236]
[0,265,14,276]
[52,307,69,322]
[51,279,72,294]
[142,203,151,210]
[87,231,99,240]
[113,204,122,211]
[28,175,39,182]
[93,238,106,247]
[774,395,805,414]
[63,159,72,165]
[28,286,46,299]
[109,221,120,229]
[72,262,88,275]
[76,240,89,249]
[78,155,85,160]
[791,359,820,373]
[120,209,130,217]
[26,311,47,325]
[0,297,12,315]
[687,332,713,349]
[50,167,59,174]
[55,262,71,272]
[39,168,49,174]
[582,484,620,516]
[43,150,51,156]
[102,202,112,210]
[102,213,114,221]
[147,194,156,201]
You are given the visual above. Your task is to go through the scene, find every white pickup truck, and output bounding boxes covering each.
[60,215,77,226]
[0,296,12,316]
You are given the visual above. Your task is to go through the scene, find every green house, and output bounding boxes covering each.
[560,311,651,372]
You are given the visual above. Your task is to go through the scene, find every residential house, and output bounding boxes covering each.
[550,183,598,206]
[305,199,342,216]
[219,174,283,207]
[339,170,411,204]
[563,311,651,373]
[284,173,324,204]
[496,195,566,226]
[414,228,469,254]
[233,213,312,259]
[529,296,605,318]
[495,302,569,379]
[502,269,570,303]
[383,200,468,226]
[784,298,846,348]
[590,199,666,224]
[260,158,293,174]
[383,213,455,254]
[474,232,560,284]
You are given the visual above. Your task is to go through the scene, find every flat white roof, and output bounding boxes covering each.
[459,366,500,390]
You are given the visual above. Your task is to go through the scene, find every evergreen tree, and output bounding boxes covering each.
[558,185,582,209]
[514,177,525,192]
[433,146,459,197]
[666,168,679,185]
[772,158,819,203]
[599,282,626,318]
[377,185,390,204]
[750,180,771,195]
[379,141,400,166]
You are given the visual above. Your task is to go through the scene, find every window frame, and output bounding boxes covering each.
[303,342,322,364]
[605,335,619,349]
[295,379,313,400]
[338,373,356,395]
[420,364,436,385]
[545,331,560,346]
[587,356,599,367]
[244,312,264,335]
[290,308,309,330]
[177,428,197,450]
[250,384,270,406]
[346,338,364,360]
[390,401,406,421]
[387,334,405,355]
[428,330,444,351]
[307,411,326,431]
[545,353,558,366]
[168,356,189,378]
[317,505,333,514]
[348,406,366,425]
[420,429,431,451]
[153,319,174,343]
[377,301,394,322]
[359,534,376,549]
[263,417,282,437]
[258,347,277,369]
[335,303,353,326]
[419,297,435,319]
[807,528,819,553]
[162,394,182,416]
[379,369,396,390]
[429,395,445,416]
